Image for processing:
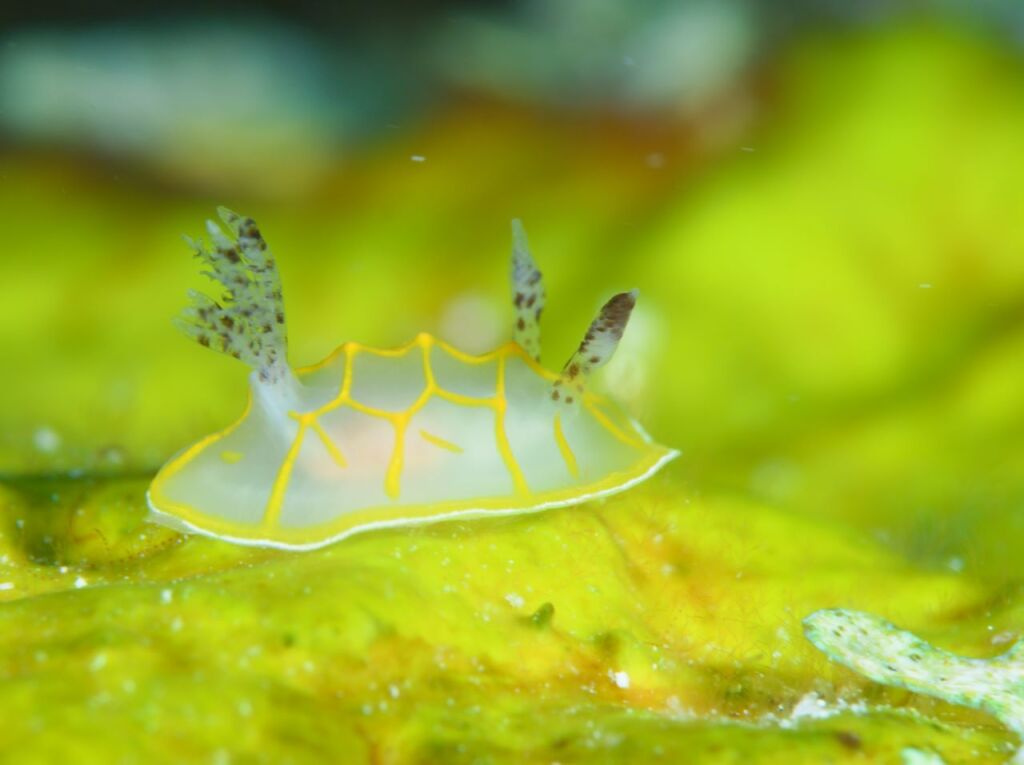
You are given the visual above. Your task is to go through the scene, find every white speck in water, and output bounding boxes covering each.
[160,589,173,604]
[947,556,964,573]
[645,152,665,169]
[610,670,631,689]
[410,155,426,163]
[15,519,24,530]
[919,283,933,289]
[388,684,400,699]
[90,652,108,671]
[73,576,88,589]
[171,617,184,632]
[0,582,14,591]
[741,146,755,153]
[237,699,253,717]
[504,592,525,608]
[33,426,62,453]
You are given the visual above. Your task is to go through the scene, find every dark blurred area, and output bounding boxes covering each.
[1,1,1020,198]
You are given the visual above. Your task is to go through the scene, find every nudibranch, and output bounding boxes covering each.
[146,209,678,549]
[805,609,1024,763]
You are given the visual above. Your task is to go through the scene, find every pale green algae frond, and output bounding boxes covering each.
[805,608,1024,762]
[2,22,1024,764]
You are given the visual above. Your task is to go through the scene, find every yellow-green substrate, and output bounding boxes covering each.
[0,478,1017,762]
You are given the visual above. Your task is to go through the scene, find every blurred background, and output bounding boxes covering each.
[2,1,1024,582]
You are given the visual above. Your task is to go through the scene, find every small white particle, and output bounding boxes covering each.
[645,152,665,169]
[790,692,830,720]
[0,582,14,591]
[388,684,400,699]
[741,146,755,153]
[919,283,933,289]
[410,155,426,163]
[33,427,62,453]
[610,670,630,689]
[237,699,253,717]
[160,589,173,604]
[90,653,107,671]
[73,576,88,589]
[504,592,525,608]
[171,617,183,632]
[947,556,964,573]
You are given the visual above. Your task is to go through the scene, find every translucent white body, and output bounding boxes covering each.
[147,335,678,549]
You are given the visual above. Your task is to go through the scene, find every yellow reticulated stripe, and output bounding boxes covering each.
[419,429,463,453]
[552,413,579,479]
[433,338,502,365]
[311,419,346,468]
[339,344,355,398]
[493,355,530,497]
[434,389,496,408]
[384,418,405,500]
[383,382,437,500]
[420,335,436,387]
[584,400,645,450]
[262,416,309,529]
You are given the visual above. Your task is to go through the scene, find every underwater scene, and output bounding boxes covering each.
[2,1,1024,762]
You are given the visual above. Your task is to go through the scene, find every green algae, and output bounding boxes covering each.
[0,477,1017,762]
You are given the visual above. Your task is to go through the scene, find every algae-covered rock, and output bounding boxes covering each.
[0,476,1016,762]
